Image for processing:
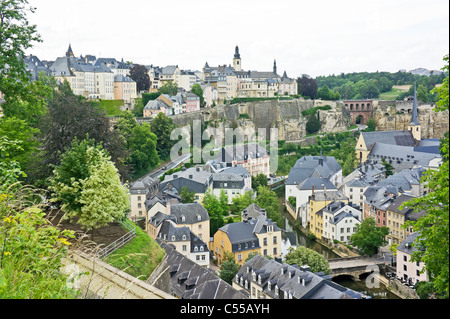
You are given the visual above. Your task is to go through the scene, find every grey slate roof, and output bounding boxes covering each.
[159,167,212,194]
[368,143,441,171]
[151,240,247,299]
[216,143,269,163]
[286,156,341,185]
[361,130,416,150]
[297,177,337,191]
[219,209,281,253]
[158,220,191,242]
[397,232,423,255]
[376,167,426,193]
[169,203,210,224]
[235,255,363,299]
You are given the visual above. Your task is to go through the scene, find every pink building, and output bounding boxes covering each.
[185,93,200,113]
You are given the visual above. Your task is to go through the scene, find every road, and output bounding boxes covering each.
[137,153,191,181]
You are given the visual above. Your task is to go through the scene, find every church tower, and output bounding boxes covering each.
[66,44,74,58]
[233,46,241,71]
[407,84,421,142]
[273,59,277,75]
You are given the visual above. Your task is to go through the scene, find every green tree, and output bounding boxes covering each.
[306,114,321,134]
[150,112,176,160]
[219,258,240,284]
[284,246,331,274]
[255,186,282,226]
[179,186,195,203]
[342,152,356,177]
[350,217,389,256]
[49,138,129,237]
[399,54,449,298]
[366,117,376,132]
[191,83,205,107]
[230,190,255,215]
[158,81,178,96]
[39,83,129,182]
[0,136,26,192]
[381,159,394,176]
[417,84,428,103]
[129,64,150,92]
[202,189,226,236]
[0,116,40,177]
[251,173,268,190]
[0,0,50,127]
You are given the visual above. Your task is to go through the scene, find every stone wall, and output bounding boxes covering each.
[165,98,448,146]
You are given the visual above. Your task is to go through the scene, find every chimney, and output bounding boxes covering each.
[221,147,226,162]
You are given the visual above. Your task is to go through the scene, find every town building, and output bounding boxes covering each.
[308,190,349,238]
[113,74,137,104]
[321,201,362,243]
[233,254,364,299]
[211,143,271,177]
[396,232,428,285]
[385,194,426,245]
[128,176,159,222]
[159,167,213,203]
[285,154,342,225]
[212,204,282,266]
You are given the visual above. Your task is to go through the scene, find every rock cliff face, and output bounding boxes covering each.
[169,99,448,144]
[373,101,449,139]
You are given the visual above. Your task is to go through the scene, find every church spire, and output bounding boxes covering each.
[408,83,421,141]
[66,44,74,57]
[234,46,240,59]
[273,59,277,75]
[409,84,419,125]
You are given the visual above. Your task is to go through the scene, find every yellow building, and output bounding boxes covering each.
[308,190,348,239]
[212,204,281,266]
[385,194,425,245]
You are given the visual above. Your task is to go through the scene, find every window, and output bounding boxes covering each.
[182,245,187,252]
[403,255,407,262]
[263,238,267,246]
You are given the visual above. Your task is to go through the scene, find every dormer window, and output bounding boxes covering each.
[275,285,279,295]
[182,235,186,240]
[197,215,201,221]
[181,216,186,222]
[268,282,271,290]
[171,235,175,241]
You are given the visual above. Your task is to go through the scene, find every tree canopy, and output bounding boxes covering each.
[350,217,389,256]
[284,246,331,274]
[49,138,129,233]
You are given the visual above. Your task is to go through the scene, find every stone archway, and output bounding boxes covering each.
[356,115,364,125]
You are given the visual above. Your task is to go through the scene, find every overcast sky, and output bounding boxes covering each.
[25,0,449,78]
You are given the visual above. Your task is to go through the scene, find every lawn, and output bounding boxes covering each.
[105,223,165,281]
[379,88,402,100]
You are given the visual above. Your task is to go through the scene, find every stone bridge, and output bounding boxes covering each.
[328,256,387,281]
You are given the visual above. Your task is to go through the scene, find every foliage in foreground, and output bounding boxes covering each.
[0,186,78,298]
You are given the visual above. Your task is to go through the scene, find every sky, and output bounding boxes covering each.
[25,0,449,78]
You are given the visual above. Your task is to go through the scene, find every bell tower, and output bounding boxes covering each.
[233,46,241,71]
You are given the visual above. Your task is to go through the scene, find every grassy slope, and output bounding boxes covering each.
[105,223,165,281]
